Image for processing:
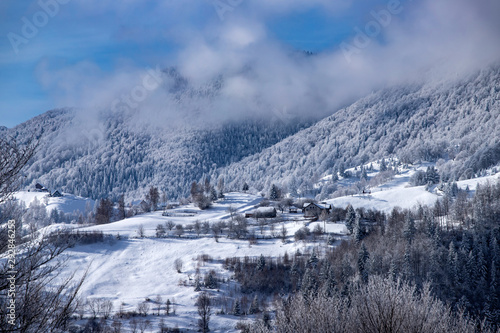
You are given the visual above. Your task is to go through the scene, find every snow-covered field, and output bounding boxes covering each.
[58,193,339,332]
[46,166,500,331]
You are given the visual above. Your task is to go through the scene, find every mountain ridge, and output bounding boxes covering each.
[3,65,500,201]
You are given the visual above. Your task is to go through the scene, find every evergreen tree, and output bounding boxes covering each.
[353,213,363,244]
[403,213,416,244]
[322,267,337,297]
[204,177,211,195]
[307,251,319,268]
[357,243,370,283]
[242,182,249,192]
[233,299,241,316]
[345,204,356,234]
[389,259,398,281]
[257,254,266,271]
[360,166,368,181]
[447,242,458,287]
[269,184,280,200]
[194,277,201,292]
[403,244,412,278]
[165,299,171,316]
[249,295,260,314]
[380,159,387,172]
[301,268,318,300]
[426,166,440,184]
[217,177,225,199]
[210,187,218,202]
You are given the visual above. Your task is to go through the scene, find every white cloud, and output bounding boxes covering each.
[33,0,500,130]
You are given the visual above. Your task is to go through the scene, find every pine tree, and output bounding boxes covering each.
[389,259,398,281]
[322,267,337,297]
[256,254,266,271]
[345,204,356,234]
[269,184,279,200]
[301,268,318,300]
[353,213,363,244]
[380,159,387,172]
[403,213,416,244]
[233,299,241,316]
[307,251,319,268]
[403,244,412,278]
[210,187,218,202]
[217,177,225,199]
[165,299,171,316]
[357,243,370,283]
[426,166,440,184]
[249,295,260,314]
[242,182,249,192]
[447,241,458,287]
[360,166,368,181]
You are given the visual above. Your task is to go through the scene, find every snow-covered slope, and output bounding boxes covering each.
[5,108,310,201]
[57,193,336,332]
[14,191,94,215]
[220,65,500,195]
[325,165,500,212]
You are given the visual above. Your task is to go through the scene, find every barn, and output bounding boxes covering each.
[303,202,331,219]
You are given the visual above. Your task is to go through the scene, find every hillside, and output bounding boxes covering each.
[4,65,500,204]
[4,108,311,202]
[219,65,500,196]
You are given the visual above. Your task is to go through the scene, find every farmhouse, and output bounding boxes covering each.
[35,183,49,192]
[303,202,331,219]
[51,190,63,197]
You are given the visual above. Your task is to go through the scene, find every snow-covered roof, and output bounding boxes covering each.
[303,202,330,210]
[255,207,276,214]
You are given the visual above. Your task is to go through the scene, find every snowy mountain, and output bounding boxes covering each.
[4,107,310,201]
[220,65,500,195]
[4,65,500,203]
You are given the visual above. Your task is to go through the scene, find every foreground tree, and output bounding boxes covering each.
[0,136,86,332]
[0,227,87,332]
[271,277,475,333]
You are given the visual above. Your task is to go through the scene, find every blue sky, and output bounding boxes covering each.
[0,0,498,127]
